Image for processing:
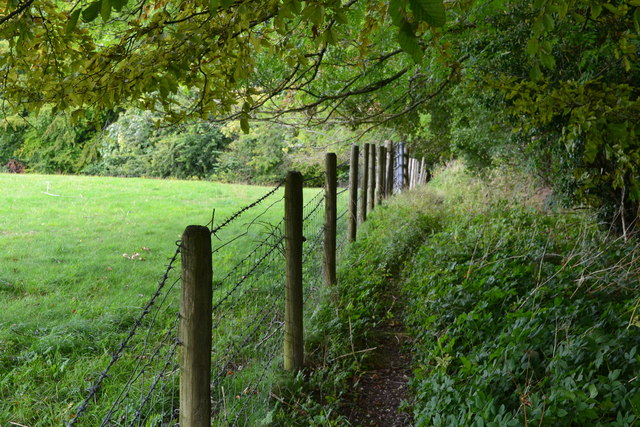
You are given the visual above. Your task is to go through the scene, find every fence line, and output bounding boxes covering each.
[67,143,428,425]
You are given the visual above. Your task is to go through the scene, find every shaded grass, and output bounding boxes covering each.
[0,173,324,425]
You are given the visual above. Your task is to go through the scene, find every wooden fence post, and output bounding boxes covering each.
[348,145,359,242]
[377,145,386,204]
[360,144,369,224]
[180,225,212,427]
[368,144,376,214]
[284,171,304,371]
[385,141,394,197]
[324,153,337,287]
[402,146,409,190]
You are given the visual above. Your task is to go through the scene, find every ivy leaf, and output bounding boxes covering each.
[529,64,542,81]
[82,1,101,22]
[409,0,446,27]
[65,9,81,34]
[101,0,111,22]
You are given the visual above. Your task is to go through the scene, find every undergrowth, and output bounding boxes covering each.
[405,166,640,426]
[276,163,640,426]
[270,187,445,424]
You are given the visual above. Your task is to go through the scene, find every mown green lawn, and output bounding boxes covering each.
[0,173,321,425]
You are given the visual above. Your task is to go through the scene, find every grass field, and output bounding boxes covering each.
[0,173,324,425]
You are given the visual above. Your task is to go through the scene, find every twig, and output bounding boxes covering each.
[329,347,377,362]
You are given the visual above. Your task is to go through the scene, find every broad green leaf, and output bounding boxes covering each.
[603,3,624,16]
[409,0,446,27]
[209,0,219,13]
[101,0,111,22]
[65,9,81,34]
[111,0,126,12]
[532,17,544,36]
[590,4,602,19]
[397,21,422,63]
[240,116,250,134]
[630,391,640,416]
[589,384,599,399]
[634,8,640,34]
[540,53,556,69]
[82,1,101,22]
[388,0,406,27]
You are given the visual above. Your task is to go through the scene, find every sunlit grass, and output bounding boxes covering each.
[0,173,324,425]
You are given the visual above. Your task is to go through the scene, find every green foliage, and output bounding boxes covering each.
[404,0,638,229]
[275,188,445,423]
[15,108,108,173]
[0,115,27,166]
[87,108,230,178]
[0,0,445,126]
[215,122,291,183]
[404,181,640,425]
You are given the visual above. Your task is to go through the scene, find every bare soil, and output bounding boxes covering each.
[339,295,413,426]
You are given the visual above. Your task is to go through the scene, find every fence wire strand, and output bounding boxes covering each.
[67,175,353,426]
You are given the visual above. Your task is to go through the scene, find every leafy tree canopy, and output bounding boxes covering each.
[0,0,450,129]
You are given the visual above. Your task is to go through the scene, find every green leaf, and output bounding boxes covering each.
[529,64,542,81]
[590,4,602,19]
[526,38,539,56]
[540,53,556,69]
[603,3,625,16]
[324,27,338,45]
[101,0,111,22]
[397,21,423,63]
[240,116,250,134]
[409,0,446,27]
[82,1,101,22]
[111,0,126,12]
[634,8,640,34]
[65,9,81,34]
[543,13,554,31]
[209,0,219,13]
[630,391,640,416]
[589,384,599,399]
[388,0,406,27]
